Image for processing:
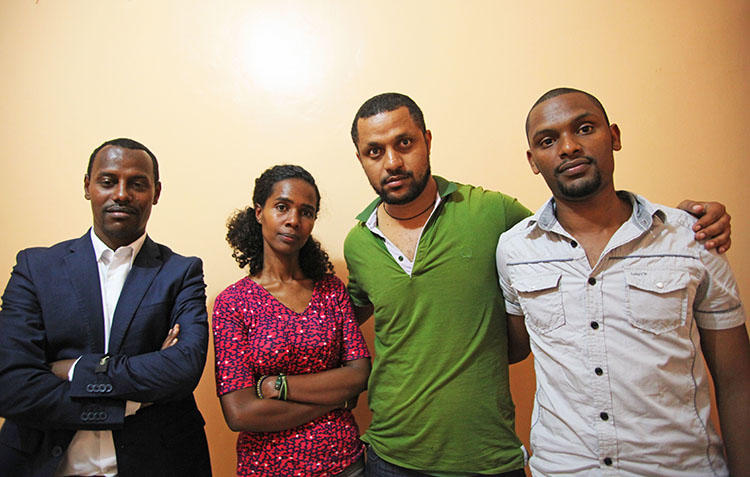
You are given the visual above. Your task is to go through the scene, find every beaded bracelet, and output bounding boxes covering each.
[256,375,269,399]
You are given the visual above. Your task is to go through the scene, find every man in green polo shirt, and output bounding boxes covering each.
[344,92,732,477]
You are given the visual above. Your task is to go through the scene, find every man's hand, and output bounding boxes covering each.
[677,200,731,253]
[49,359,77,380]
[161,324,180,350]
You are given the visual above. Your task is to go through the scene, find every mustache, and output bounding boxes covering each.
[105,205,138,214]
[381,170,414,187]
[555,156,595,175]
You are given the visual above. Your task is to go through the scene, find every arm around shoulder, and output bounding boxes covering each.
[677,200,731,253]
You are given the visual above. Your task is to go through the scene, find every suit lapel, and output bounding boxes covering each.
[108,237,162,354]
[64,232,106,353]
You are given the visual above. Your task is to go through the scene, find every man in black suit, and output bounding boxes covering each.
[0,138,211,476]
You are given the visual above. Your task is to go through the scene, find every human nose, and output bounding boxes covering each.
[559,132,582,157]
[384,147,404,171]
[285,210,300,228]
[112,182,130,202]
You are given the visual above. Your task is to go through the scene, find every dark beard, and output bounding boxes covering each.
[379,163,431,205]
[557,168,601,199]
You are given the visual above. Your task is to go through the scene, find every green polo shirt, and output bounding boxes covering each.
[344,176,531,474]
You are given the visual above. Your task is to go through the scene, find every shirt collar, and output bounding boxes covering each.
[365,189,443,231]
[355,175,457,222]
[90,228,147,267]
[530,191,667,234]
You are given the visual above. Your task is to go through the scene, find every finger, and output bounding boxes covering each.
[678,200,702,217]
[161,336,179,350]
[695,213,730,242]
[692,202,727,232]
[718,237,731,254]
[161,324,181,349]
[703,226,731,252]
[166,324,180,339]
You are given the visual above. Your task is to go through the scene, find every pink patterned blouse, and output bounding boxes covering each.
[213,274,370,476]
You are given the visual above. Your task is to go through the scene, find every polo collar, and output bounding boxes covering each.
[355,175,457,222]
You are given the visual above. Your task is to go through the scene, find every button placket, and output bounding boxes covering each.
[584,269,618,468]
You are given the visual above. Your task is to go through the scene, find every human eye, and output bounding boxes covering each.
[302,208,316,218]
[538,137,555,148]
[578,123,594,134]
[367,147,382,158]
[275,203,288,212]
[98,176,115,187]
[131,179,149,191]
[398,137,413,148]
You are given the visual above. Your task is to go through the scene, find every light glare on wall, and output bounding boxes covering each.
[242,13,327,95]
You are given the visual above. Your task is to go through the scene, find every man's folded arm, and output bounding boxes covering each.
[0,251,127,430]
[68,257,209,403]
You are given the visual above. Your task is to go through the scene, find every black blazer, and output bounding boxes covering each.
[0,232,211,476]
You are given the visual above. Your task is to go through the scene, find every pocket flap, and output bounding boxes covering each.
[514,273,561,293]
[624,269,689,294]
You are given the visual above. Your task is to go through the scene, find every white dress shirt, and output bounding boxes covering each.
[496,193,744,477]
[56,230,146,477]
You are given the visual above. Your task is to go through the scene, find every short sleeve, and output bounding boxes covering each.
[693,248,746,330]
[345,273,370,309]
[504,197,533,231]
[343,228,372,309]
[496,236,523,316]
[212,286,256,396]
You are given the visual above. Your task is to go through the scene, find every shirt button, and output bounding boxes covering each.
[603,457,613,466]
[588,277,596,285]
[600,412,609,421]
[51,445,63,457]
[398,256,404,261]
[590,321,599,330]
[656,282,664,288]
[595,367,603,376]
[570,240,578,248]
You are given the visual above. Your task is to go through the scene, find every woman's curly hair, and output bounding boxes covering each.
[226,164,334,281]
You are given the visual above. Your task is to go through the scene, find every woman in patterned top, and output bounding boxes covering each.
[213,165,371,477]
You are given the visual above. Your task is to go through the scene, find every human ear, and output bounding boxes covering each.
[152,182,162,205]
[610,124,622,151]
[526,151,540,175]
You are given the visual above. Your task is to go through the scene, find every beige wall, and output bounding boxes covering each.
[1,1,747,475]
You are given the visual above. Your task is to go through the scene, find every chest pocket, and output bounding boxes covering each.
[515,273,565,334]
[625,269,689,334]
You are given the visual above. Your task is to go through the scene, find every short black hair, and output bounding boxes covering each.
[351,92,426,146]
[87,138,160,183]
[525,87,610,138]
